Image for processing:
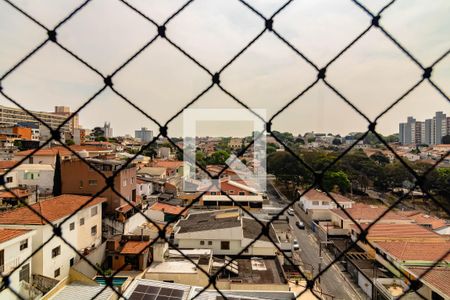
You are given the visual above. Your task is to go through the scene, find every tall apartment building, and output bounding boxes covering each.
[135,127,153,144]
[399,112,449,145]
[53,106,80,135]
[0,105,71,134]
[103,122,113,139]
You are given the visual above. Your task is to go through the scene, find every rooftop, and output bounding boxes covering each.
[176,209,241,234]
[0,194,106,225]
[138,167,166,176]
[151,160,184,169]
[14,145,111,157]
[242,218,278,243]
[331,203,410,222]
[0,188,30,199]
[48,281,114,300]
[120,240,151,255]
[353,223,446,241]
[376,241,450,263]
[406,267,450,299]
[0,228,32,244]
[0,160,18,170]
[300,189,354,203]
[150,202,187,216]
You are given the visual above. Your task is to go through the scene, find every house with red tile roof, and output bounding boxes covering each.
[148,202,188,223]
[0,228,35,299]
[0,195,106,281]
[330,203,413,230]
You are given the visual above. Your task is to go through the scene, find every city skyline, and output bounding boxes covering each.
[1,0,449,136]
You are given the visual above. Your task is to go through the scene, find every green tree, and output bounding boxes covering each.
[66,139,75,146]
[370,152,390,166]
[52,153,62,196]
[322,171,351,194]
[332,138,342,145]
[207,150,230,165]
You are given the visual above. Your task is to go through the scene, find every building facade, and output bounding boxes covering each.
[134,127,153,144]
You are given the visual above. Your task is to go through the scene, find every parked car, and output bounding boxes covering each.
[292,239,300,250]
[287,208,294,216]
[296,221,305,230]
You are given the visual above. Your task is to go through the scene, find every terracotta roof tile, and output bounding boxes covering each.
[0,194,106,225]
[120,241,150,255]
[331,203,410,222]
[151,160,183,169]
[301,189,354,203]
[375,241,450,262]
[407,267,450,298]
[355,223,446,241]
[15,145,110,157]
[0,160,18,170]
[0,229,31,243]
[0,189,30,199]
[150,202,187,216]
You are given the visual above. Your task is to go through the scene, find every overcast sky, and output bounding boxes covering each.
[0,0,449,138]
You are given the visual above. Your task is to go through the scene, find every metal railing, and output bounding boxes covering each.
[0,0,449,299]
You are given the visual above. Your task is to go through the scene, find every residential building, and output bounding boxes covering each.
[201,178,258,196]
[0,105,70,134]
[53,106,79,135]
[137,167,167,180]
[0,229,35,298]
[157,147,171,159]
[12,164,54,195]
[399,112,449,145]
[61,158,137,214]
[329,203,413,231]
[298,189,354,211]
[128,279,295,299]
[103,122,113,139]
[147,202,187,223]
[134,127,153,144]
[105,235,151,271]
[174,209,279,256]
[228,138,243,149]
[136,177,155,200]
[0,195,105,280]
[200,194,263,209]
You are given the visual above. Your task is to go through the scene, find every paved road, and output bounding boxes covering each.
[266,179,364,299]
[287,214,364,300]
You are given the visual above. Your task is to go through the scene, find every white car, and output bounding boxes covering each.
[287,208,295,216]
[292,239,300,250]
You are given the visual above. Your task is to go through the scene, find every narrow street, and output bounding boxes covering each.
[266,180,365,300]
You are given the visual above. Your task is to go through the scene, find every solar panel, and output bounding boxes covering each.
[129,285,185,300]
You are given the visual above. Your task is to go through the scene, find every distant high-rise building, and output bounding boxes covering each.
[103,122,113,139]
[53,106,80,135]
[135,127,153,144]
[399,112,448,145]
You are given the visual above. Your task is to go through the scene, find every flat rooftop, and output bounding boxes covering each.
[216,257,287,285]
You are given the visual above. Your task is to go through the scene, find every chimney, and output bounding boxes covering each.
[153,241,168,263]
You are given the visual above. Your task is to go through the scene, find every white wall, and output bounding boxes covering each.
[2,171,18,189]
[15,165,54,192]
[0,202,103,281]
[0,231,34,293]
[137,182,154,198]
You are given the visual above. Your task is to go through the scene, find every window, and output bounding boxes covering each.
[200,240,205,245]
[238,191,245,195]
[322,201,328,205]
[79,180,84,189]
[20,239,28,251]
[54,268,60,278]
[80,218,85,226]
[51,246,61,258]
[220,241,230,250]
[312,201,320,206]
[91,206,98,217]
[70,257,75,267]
[208,241,212,245]
[131,177,134,184]
[228,190,234,194]
[88,179,97,186]
[69,222,75,231]
[210,192,217,195]
[6,176,13,183]
[91,225,97,236]
[19,263,30,283]
[122,179,127,187]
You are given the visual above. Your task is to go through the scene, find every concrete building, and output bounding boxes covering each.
[0,195,105,281]
[400,112,449,145]
[12,164,54,195]
[135,127,153,144]
[200,194,263,209]
[0,229,35,298]
[298,189,354,212]
[53,106,79,135]
[61,158,137,214]
[174,209,279,256]
[228,138,243,150]
[0,105,70,134]
[103,122,113,139]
